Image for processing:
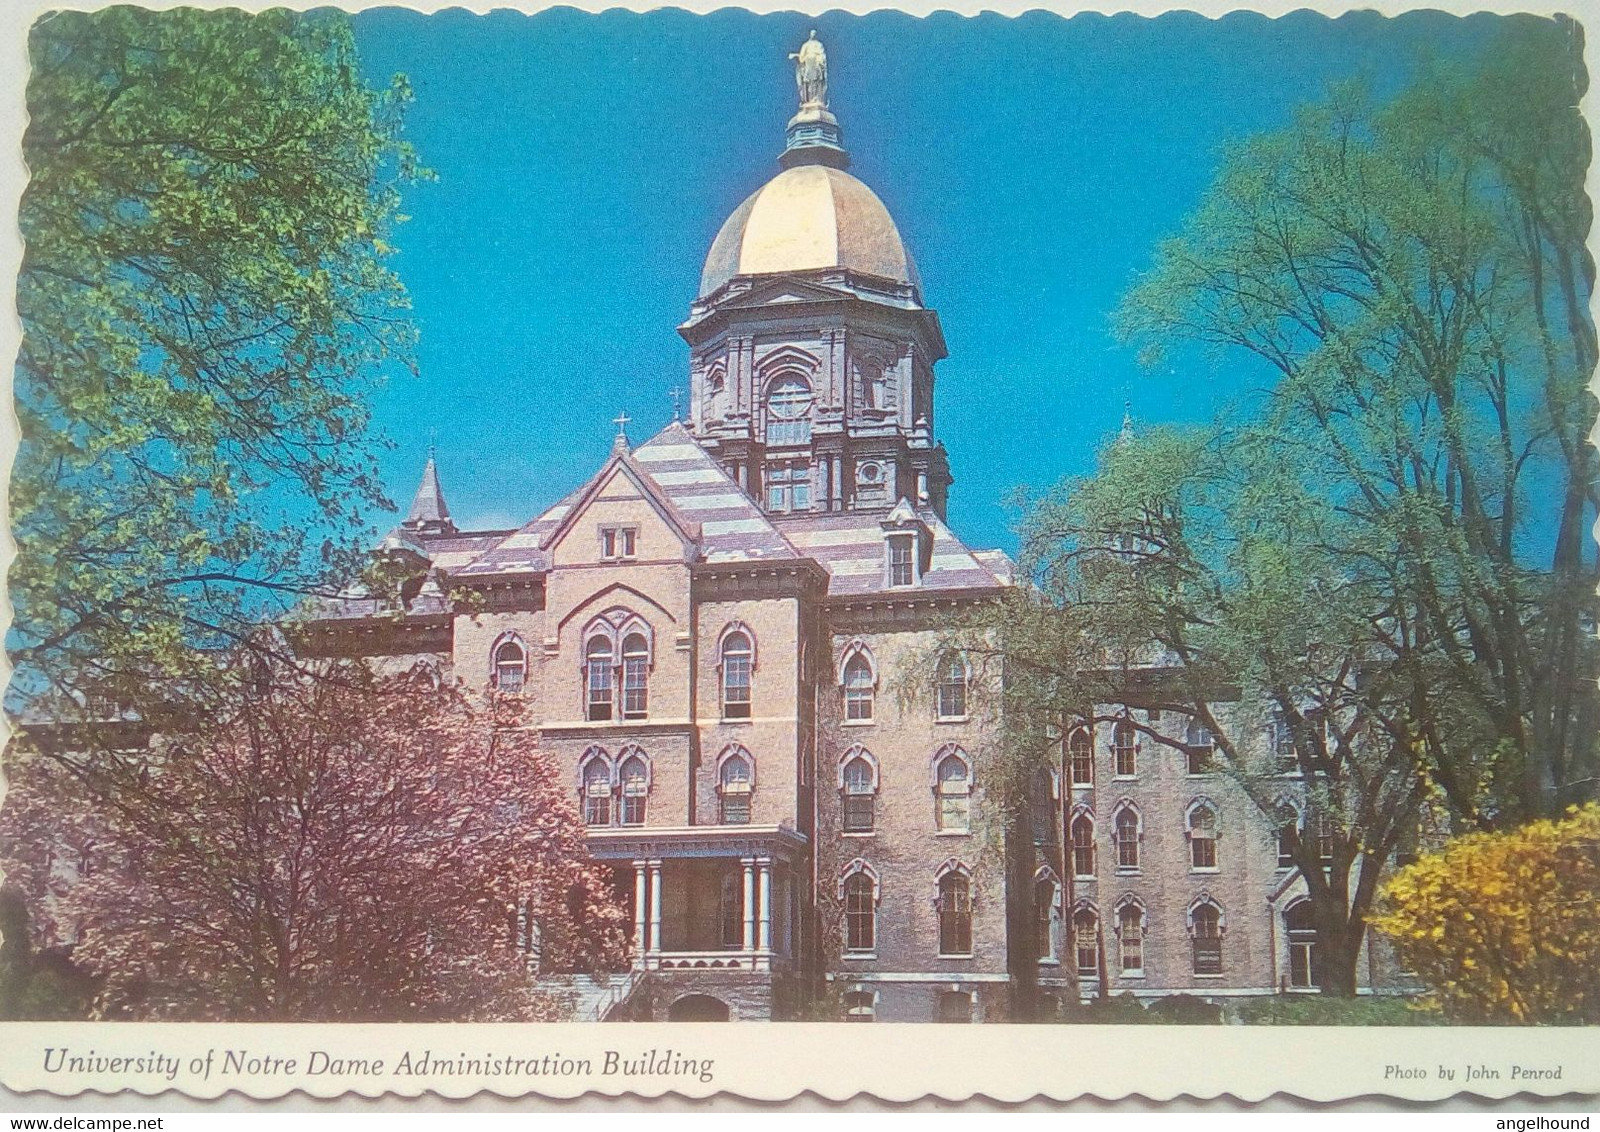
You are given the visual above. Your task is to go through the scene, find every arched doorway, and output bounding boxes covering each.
[668,994,731,1022]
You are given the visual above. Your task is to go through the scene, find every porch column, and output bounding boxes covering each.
[757,857,773,954]
[631,860,648,962]
[741,857,757,953]
[648,859,663,960]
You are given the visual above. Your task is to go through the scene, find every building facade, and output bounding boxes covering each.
[300,36,1406,1021]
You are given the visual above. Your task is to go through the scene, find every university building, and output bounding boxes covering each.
[301,36,1406,1021]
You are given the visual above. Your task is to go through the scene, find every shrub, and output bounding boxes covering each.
[1369,804,1600,1024]
[1231,994,1437,1026]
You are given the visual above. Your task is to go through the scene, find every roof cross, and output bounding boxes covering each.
[613,411,631,437]
[669,388,683,421]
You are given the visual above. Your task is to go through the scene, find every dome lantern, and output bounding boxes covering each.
[781,31,849,171]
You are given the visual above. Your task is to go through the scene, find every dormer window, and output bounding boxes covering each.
[601,526,638,561]
[887,536,915,587]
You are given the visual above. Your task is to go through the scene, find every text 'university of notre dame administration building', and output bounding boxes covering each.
[303,37,1410,1022]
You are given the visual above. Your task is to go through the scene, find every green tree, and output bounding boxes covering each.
[1116,17,1597,828]
[11,8,422,722]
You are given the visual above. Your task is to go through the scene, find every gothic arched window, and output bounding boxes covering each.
[718,749,753,825]
[1068,728,1093,785]
[493,637,526,694]
[618,749,650,826]
[1115,899,1146,973]
[1073,905,1099,976]
[585,636,614,721]
[842,866,877,954]
[580,751,612,827]
[1071,812,1096,878]
[934,748,972,832]
[841,751,877,833]
[1285,899,1318,988]
[620,632,650,720]
[1113,804,1141,870]
[1035,874,1059,962]
[1187,801,1219,871]
[1190,899,1224,975]
[842,649,875,722]
[936,868,973,956]
[1112,719,1137,777]
[719,627,753,719]
[1186,718,1216,775]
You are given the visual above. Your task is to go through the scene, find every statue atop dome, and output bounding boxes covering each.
[790,31,828,109]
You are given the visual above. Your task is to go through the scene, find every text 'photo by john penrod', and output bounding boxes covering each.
[2,3,1597,1034]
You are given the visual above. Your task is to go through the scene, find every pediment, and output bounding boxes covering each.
[721,277,854,310]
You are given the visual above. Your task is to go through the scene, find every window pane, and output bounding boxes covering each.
[843,791,875,832]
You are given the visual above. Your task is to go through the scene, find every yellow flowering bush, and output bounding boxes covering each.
[1370,804,1600,1024]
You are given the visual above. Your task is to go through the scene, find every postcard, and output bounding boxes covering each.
[0,0,1596,1106]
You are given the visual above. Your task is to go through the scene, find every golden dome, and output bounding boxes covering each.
[699,164,920,298]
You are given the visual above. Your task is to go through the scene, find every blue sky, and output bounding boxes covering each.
[351,7,1495,553]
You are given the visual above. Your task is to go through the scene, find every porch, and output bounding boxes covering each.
[587,825,808,975]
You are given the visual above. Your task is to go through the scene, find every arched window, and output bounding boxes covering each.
[620,632,650,720]
[1270,709,1296,771]
[1068,728,1093,785]
[843,989,875,1022]
[1035,874,1059,962]
[858,357,887,410]
[935,652,968,720]
[1113,805,1141,870]
[937,989,973,1023]
[585,636,614,721]
[842,650,875,722]
[718,750,753,825]
[1185,718,1216,775]
[580,752,612,826]
[1071,812,1096,878]
[1284,899,1318,988]
[936,869,973,956]
[841,752,877,833]
[1112,719,1137,777]
[719,628,753,719]
[1275,802,1301,869]
[766,374,814,446]
[618,750,650,826]
[842,867,877,954]
[493,638,526,694]
[1115,899,1146,973]
[1073,905,1099,976]
[1187,801,1219,871]
[934,748,972,833]
[1190,899,1224,975]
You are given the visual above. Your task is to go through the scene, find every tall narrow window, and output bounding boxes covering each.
[1191,902,1223,975]
[1188,803,1218,870]
[935,652,968,719]
[1112,720,1137,777]
[766,375,813,446]
[1271,709,1296,771]
[1073,907,1099,976]
[1117,903,1144,973]
[841,755,876,833]
[935,752,971,832]
[842,653,874,722]
[585,636,613,721]
[620,633,649,719]
[1314,814,1336,868]
[1185,718,1215,774]
[1285,900,1317,988]
[937,872,973,955]
[719,752,752,825]
[843,871,875,954]
[619,753,649,826]
[1035,878,1058,961]
[581,757,611,826]
[1275,805,1300,869]
[1068,729,1093,785]
[1114,807,1140,870]
[887,537,915,587]
[720,630,752,719]
[1071,814,1096,878]
[493,639,526,694]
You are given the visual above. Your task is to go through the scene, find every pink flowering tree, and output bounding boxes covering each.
[1,658,630,1021]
